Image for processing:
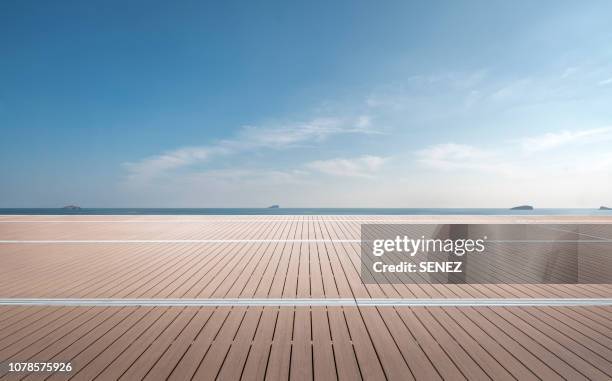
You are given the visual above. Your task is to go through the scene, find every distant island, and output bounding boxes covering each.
[62,205,81,210]
[510,205,533,210]
[267,205,280,209]
[600,206,612,210]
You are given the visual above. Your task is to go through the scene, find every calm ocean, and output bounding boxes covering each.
[1,208,611,215]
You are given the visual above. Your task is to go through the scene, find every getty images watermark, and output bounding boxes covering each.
[360,224,612,284]
[371,234,487,273]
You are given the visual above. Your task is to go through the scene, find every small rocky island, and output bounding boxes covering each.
[599,206,612,210]
[62,205,81,210]
[267,205,280,209]
[510,205,534,210]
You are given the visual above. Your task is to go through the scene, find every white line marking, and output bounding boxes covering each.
[0,220,465,224]
[0,239,362,244]
[2,219,611,224]
[0,298,610,307]
[0,239,610,244]
[0,219,356,221]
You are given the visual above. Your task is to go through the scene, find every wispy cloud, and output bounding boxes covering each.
[519,127,612,152]
[561,67,578,78]
[123,116,377,181]
[415,143,494,171]
[305,155,388,177]
[189,168,308,185]
[415,126,612,193]
[490,78,533,101]
[123,146,227,180]
[230,117,374,149]
[119,65,612,206]
[599,77,612,86]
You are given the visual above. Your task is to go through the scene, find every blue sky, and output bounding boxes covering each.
[2,1,612,207]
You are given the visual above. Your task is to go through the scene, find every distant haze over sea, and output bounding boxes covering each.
[1,208,612,216]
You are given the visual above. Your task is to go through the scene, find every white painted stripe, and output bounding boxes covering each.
[0,239,362,244]
[0,239,610,244]
[2,219,610,224]
[0,298,610,307]
[0,220,454,224]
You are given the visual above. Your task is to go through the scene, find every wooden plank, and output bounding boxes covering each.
[444,306,551,380]
[167,307,231,380]
[1,216,611,381]
[264,307,293,381]
[143,308,215,380]
[68,307,167,380]
[215,308,264,380]
[94,307,184,380]
[311,307,337,381]
[342,308,387,380]
[240,307,277,381]
[119,307,199,380]
[290,308,313,381]
[191,307,248,380]
[327,308,362,381]
[499,307,612,378]
[355,307,414,380]
[476,307,590,380]
[426,306,517,380]
[404,307,493,381]
[376,307,442,381]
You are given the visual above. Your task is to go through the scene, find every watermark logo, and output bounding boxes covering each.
[371,235,487,257]
[360,224,612,284]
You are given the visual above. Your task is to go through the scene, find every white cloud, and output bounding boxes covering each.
[490,78,533,100]
[415,143,495,171]
[123,116,377,181]
[232,117,374,148]
[598,77,612,86]
[186,168,309,188]
[305,155,388,177]
[561,67,578,78]
[519,127,612,152]
[417,127,612,175]
[122,146,226,180]
[117,66,612,207]
[356,115,371,128]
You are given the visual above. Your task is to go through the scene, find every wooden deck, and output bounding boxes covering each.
[0,216,611,380]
